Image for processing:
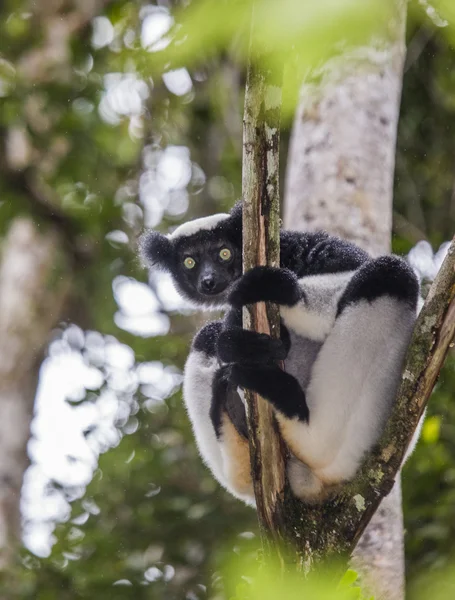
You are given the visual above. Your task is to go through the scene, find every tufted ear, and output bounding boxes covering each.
[229,200,243,225]
[139,231,173,271]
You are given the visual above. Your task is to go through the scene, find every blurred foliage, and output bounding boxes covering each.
[227,564,373,600]
[0,0,453,599]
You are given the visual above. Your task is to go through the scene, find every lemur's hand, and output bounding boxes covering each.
[217,328,288,365]
[228,266,302,308]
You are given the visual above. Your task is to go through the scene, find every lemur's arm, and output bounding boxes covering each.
[227,232,369,342]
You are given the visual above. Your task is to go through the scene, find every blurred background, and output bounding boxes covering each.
[0,0,454,598]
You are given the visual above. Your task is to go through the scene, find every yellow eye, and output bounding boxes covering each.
[184,257,196,269]
[219,248,232,261]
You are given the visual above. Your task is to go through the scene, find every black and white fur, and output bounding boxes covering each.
[140,203,419,505]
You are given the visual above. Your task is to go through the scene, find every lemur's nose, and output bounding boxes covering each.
[201,276,216,293]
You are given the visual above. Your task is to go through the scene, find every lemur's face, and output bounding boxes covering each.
[140,205,244,308]
[173,235,242,306]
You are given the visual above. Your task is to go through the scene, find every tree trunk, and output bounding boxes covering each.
[283,1,407,597]
[242,1,287,548]
[0,218,70,570]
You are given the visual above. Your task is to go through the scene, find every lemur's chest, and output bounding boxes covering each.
[285,332,323,392]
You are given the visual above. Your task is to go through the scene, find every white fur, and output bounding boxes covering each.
[281,296,416,498]
[281,271,354,341]
[287,456,324,501]
[168,213,230,240]
[267,270,417,499]
[183,351,226,485]
[183,350,255,505]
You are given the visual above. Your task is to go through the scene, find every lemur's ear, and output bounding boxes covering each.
[229,201,243,227]
[139,231,173,271]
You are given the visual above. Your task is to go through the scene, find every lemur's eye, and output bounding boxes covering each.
[184,257,196,269]
[219,248,232,261]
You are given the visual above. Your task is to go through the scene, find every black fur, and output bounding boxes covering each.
[210,365,248,440]
[225,387,249,439]
[280,323,292,356]
[193,321,223,357]
[223,307,242,329]
[280,230,368,276]
[210,366,230,438]
[228,266,303,308]
[230,364,310,422]
[337,256,419,316]
[218,328,288,364]
[139,231,173,271]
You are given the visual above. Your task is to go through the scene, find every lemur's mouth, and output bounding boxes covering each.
[197,283,234,306]
[199,287,228,298]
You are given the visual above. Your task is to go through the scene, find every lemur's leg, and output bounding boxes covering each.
[219,306,291,364]
[183,322,226,486]
[184,321,255,505]
[228,363,309,423]
[210,366,253,500]
[282,256,419,501]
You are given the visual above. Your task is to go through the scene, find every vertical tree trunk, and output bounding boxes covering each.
[283,1,407,597]
[242,2,286,547]
[0,218,70,570]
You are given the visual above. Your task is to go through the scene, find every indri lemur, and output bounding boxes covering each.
[140,202,419,505]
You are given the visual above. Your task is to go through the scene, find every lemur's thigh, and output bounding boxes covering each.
[185,323,255,504]
[280,256,418,481]
[183,347,226,486]
[211,367,254,502]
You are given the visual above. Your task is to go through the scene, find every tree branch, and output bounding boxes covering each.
[352,235,455,542]
[242,2,285,546]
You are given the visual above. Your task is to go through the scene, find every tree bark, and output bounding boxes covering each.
[0,218,70,570]
[284,1,408,596]
[242,2,286,547]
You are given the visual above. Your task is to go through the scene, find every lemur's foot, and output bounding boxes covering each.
[230,363,309,422]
